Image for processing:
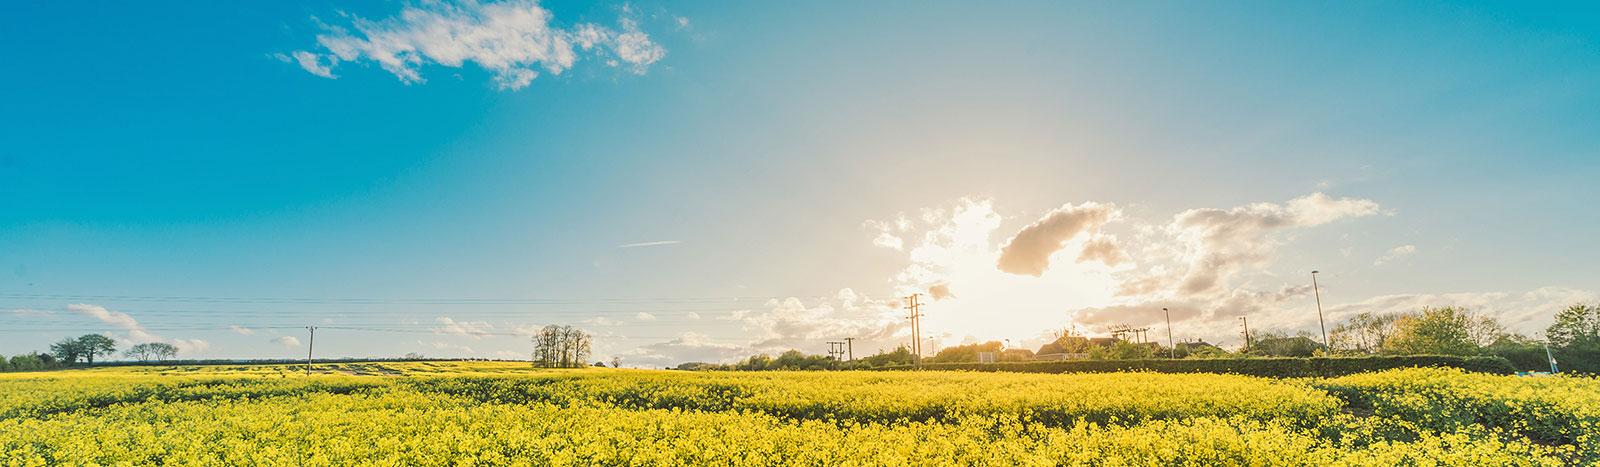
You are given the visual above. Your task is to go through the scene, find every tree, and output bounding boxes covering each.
[125,343,178,362]
[1251,330,1325,357]
[125,343,154,362]
[927,341,1004,363]
[1546,303,1600,352]
[1330,312,1401,354]
[1108,340,1154,359]
[610,356,622,368]
[77,334,118,364]
[1384,307,1479,356]
[50,338,84,364]
[855,346,913,368]
[531,325,591,368]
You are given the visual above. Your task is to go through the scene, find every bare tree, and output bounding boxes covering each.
[532,325,591,368]
[125,343,179,363]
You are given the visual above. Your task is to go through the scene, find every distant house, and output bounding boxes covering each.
[1175,340,1221,357]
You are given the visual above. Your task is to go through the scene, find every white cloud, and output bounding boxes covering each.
[1076,235,1130,267]
[997,202,1120,276]
[230,326,256,335]
[1165,192,1380,295]
[66,303,159,343]
[4,308,51,316]
[872,232,904,251]
[686,312,701,320]
[171,339,211,354]
[620,192,1590,365]
[618,240,681,248]
[635,312,656,321]
[291,50,336,78]
[421,340,473,353]
[1374,245,1417,265]
[623,289,909,368]
[435,317,494,338]
[289,0,667,89]
[272,336,301,346]
[584,317,623,326]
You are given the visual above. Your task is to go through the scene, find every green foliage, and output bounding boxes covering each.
[50,338,84,364]
[1109,341,1154,359]
[857,346,914,368]
[4,353,64,372]
[1384,307,1482,356]
[1329,312,1401,354]
[876,355,1516,378]
[76,334,118,365]
[1251,330,1325,357]
[0,365,1591,465]
[1547,303,1600,352]
[927,340,1004,363]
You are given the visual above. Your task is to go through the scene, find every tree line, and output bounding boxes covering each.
[530,325,592,368]
[678,302,1598,373]
[1,334,185,372]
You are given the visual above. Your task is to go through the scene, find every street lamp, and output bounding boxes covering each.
[1312,270,1328,350]
[1239,316,1251,353]
[1163,307,1175,359]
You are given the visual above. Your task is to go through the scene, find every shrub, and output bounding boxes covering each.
[872,355,1515,378]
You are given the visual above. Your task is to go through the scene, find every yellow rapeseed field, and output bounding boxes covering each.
[1,363,1594,466]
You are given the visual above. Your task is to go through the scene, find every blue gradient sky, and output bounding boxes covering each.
[3,1,1598,365]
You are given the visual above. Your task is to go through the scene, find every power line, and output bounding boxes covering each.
[904,293,923,367]
[0,292,901,305]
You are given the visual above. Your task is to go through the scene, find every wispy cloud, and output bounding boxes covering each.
[4,308,51,316]
[272,336,301,346]
[434,317,494,338]
[617,240,681,248]
[230,325,256,335]
[286,0,669,89]
[61,303,210,354]
[1374,245,1417,265]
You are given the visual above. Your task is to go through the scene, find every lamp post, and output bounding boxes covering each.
[1163,307,1175,359]
[1239,316,1250,354]
[1312,270,1328,350]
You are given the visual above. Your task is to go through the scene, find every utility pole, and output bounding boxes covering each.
[1239,316,1251,353]
[1312,270,1328,350]
[1163,307,1175,359]
[826,341,845,370]
[904,293,925,367]
[843,337,855,364]
[305,326,317,376]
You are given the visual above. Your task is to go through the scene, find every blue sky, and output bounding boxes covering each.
[3,1,1598,366]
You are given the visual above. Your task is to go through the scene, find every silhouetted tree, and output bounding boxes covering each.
[77,334,118,364]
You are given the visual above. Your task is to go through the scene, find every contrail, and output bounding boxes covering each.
[616,240,682,248]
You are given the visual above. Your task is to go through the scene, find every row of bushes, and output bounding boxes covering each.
[873,355,1517,378]
[1492,348,1596,374]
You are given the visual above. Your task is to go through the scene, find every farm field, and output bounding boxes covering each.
[1,362,1596,466]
